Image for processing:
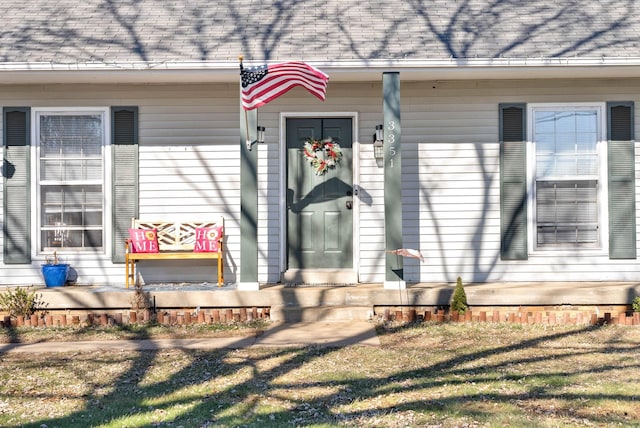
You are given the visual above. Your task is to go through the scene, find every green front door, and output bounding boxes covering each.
[286,118,353,270]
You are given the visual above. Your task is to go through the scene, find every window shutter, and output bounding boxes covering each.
[111,107,139,264]
[500,103,528,260]
[607,101,636,259]
[3,107,31,264]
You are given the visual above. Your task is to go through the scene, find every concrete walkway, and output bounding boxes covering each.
[0,321,380,354]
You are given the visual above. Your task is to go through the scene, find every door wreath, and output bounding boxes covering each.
[303,137,343,175]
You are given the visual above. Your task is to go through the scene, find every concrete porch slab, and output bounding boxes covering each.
[7,282,639,320]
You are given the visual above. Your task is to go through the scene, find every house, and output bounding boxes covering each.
[1,1,640,304]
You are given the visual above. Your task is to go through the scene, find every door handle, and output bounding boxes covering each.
[346,190,353,210]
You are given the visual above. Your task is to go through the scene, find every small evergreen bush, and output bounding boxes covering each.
[0,286,46,319]
[633,296,640,313]
[451,276,468,314]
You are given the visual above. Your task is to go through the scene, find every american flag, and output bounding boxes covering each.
[241,61,329,110]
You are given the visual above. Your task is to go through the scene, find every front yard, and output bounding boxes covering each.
[0,322,639,427]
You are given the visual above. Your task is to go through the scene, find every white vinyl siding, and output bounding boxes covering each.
[0,84,242,285]
[135,95,241,285]
[1,78,640,287]
[400,81,637,283]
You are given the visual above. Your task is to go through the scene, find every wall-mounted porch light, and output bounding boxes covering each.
[246,126,266,151]
[373,124,384,167]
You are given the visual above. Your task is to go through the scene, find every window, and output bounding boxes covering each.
[529,104,605,250]
[35,109,108,253]
[500,101,634,260]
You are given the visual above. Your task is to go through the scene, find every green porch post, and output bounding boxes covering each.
[383,72,405,289]
[239,106,259,290]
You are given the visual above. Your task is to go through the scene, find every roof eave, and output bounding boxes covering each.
[0,58,639,84]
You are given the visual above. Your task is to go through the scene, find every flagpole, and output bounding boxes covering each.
[239,55,251,145]
[244,112,250,145]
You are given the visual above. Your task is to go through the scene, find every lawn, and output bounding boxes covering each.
[0,322,639,427]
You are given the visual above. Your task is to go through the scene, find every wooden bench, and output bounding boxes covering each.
[125,218,224,288]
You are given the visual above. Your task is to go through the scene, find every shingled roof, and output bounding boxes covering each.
[1,0,639,81]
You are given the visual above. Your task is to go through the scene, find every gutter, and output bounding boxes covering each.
[0,57,640,84]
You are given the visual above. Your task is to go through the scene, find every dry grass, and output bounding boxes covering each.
[0,322,639,427]
[0,321,267,344]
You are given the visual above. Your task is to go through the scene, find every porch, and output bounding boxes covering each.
[30,281,640,323]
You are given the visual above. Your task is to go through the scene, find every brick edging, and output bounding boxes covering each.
[376,307,640,326]
[1,307,271,328]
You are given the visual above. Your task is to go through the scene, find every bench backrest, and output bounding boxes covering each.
[131,218,224,252]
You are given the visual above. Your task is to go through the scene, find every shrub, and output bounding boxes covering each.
[451,276,468,314]
[130,282,151,311]
[0,286,46,319]
[633,296,640,313]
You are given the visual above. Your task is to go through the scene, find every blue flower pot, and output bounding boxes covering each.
[41,264,70,287]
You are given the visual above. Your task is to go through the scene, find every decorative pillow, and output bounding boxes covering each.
[194,226,223,252]
[128,228,159,253]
